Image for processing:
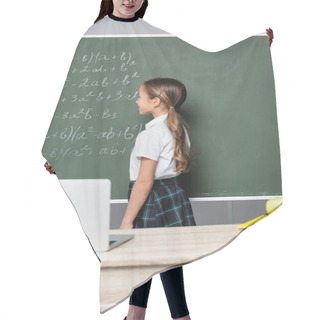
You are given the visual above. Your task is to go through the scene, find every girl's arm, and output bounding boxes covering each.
[120,157,157,229]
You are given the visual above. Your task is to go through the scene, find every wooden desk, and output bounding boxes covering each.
[99,224,242,313]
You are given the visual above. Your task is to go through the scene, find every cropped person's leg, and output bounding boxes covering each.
[126,305,146,320]
[160,266,191,319]
[126,278,152,320]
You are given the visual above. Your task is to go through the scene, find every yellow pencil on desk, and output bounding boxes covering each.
[238,197,283,230]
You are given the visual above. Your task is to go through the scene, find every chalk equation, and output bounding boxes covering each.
[44,48,146,164]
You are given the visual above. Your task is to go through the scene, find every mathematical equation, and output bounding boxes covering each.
[44,123,144,161]
[44,48,146,160]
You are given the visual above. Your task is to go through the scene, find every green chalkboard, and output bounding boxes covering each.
[42,35,282,199]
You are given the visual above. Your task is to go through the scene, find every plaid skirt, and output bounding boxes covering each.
[128,176,196,228]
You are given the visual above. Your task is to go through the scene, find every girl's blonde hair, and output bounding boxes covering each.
[142,78,194,173]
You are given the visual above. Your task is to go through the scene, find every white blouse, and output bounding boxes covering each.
[129,113,191,181]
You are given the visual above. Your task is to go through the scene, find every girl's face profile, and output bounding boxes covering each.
[136,86,155,115]
[112,0,145,18]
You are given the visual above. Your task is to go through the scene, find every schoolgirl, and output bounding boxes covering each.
[120,77,196,320]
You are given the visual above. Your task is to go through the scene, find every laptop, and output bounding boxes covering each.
[59,179,134,258]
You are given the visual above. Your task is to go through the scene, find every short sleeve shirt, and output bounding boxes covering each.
[129,113,191,181]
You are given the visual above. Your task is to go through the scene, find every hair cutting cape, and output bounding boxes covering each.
[42,14,282,313]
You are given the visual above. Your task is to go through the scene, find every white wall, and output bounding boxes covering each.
[1,0,319,319]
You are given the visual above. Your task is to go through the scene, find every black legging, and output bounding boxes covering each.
[129,266,189,319]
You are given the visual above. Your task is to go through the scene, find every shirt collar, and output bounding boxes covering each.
[108,13,140,23]
[145,113,168,130]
